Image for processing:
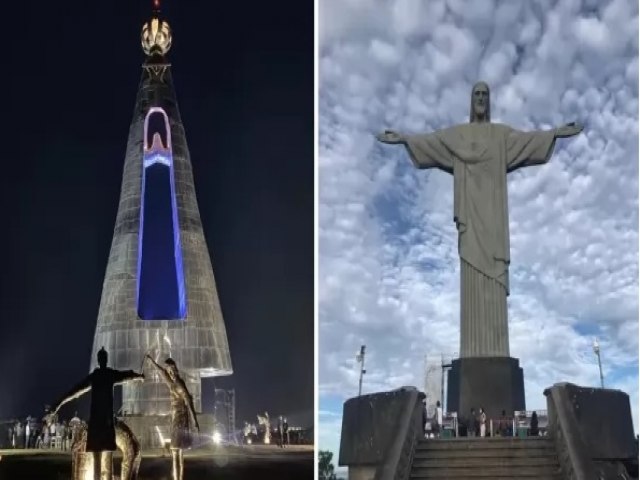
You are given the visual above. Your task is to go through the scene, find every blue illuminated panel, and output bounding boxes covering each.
[137,108,187,320]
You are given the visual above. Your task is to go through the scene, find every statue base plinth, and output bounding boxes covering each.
[447,356,525,423]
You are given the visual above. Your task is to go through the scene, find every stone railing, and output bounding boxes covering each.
[374,388,424,480]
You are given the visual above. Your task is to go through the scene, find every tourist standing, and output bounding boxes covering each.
[435,401,443,438]
[15,422,24,449]
[479,407,487,437]
[468,408,477,437]
[530,411,539,436]
[277,416,284,448]
[283,418,289,447]
[24,418,31,449]
[422,399,428,438]
[58,421,67,451]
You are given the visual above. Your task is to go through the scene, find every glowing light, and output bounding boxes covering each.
[247,439,252,445]
[212,431,222,445]
[137,108,187,320]
[82,456,96,480]
[155,425,166,444]
[141,17,171,55]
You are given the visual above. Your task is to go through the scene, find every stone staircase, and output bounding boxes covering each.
[410,436,563,479]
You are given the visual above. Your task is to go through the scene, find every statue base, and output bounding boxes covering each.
[447,356,525,423]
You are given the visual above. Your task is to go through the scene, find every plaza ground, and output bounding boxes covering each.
[0,444,314,479]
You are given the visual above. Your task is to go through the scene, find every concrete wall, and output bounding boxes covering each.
[545,383,637,480]
[339,387,424,480]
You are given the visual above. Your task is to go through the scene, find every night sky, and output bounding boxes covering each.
[0,1,313,426]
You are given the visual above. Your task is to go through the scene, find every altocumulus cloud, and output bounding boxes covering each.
[319,0,638,460]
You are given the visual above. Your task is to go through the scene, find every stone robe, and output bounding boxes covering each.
[402,123,556,357]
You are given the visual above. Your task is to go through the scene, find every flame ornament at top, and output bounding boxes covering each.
[141,17,172,56]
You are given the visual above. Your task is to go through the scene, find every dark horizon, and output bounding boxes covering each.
[0,0,313,427]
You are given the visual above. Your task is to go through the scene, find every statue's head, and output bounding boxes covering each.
[164,357,178,379]
[97,347,108,368]
[470,81,490,123]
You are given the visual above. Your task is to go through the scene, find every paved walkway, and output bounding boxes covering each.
[0,444,314,479]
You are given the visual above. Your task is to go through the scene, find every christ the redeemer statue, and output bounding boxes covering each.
[377,82,582,358]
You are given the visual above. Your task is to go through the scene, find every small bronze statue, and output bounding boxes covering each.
[71,419,141,480]
[47,347,144,480]
[145,355,200,480]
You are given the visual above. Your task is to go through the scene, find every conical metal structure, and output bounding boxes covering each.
[90,5,232,419]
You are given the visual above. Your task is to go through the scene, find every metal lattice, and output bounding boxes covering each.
[214,389,238,444]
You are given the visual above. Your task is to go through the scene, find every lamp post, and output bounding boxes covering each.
[356,345,366,397]
[592,338,604,388]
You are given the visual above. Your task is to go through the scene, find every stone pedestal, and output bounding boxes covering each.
[447,357,525,421]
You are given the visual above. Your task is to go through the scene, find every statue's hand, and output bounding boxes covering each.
[555,122,583,138]
[376,130,405,144]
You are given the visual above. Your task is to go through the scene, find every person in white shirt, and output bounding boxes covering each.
[479,407,487,437]
[25,420,31,449]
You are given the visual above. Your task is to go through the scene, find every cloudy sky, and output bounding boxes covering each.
[319,0,639,462]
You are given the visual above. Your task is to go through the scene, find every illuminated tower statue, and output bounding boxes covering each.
[90,1,232,426]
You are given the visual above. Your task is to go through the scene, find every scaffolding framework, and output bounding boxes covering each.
[424,353,455,415]
[214,388,238,444]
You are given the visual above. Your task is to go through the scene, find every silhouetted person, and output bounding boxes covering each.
[422,399,428,437]
[283,418,289,447]
[47,347,144,480]
[277,416,284,448]
[145,355,200,480]
[498,409,508,436]
[468,408,477,437]
[529,411,539,436]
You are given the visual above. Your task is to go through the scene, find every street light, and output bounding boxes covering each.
[356,345,366,397]
[592,338,604,388]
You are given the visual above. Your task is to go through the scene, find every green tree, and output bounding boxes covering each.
[319,450,338,480]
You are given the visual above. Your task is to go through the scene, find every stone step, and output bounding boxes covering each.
[409,464,562,478]
[413,447,556,458]
[415,439,554,451]
[410,476,563,480]
[418,436,552,444]
[412,456,558,468]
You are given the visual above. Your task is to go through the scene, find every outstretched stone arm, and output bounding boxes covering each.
[50,376,92,415]
[144,354,171,384]
[554,122,583,138]
[376,128,454,173]
[376,130,406,144]
[506,122,583,173]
